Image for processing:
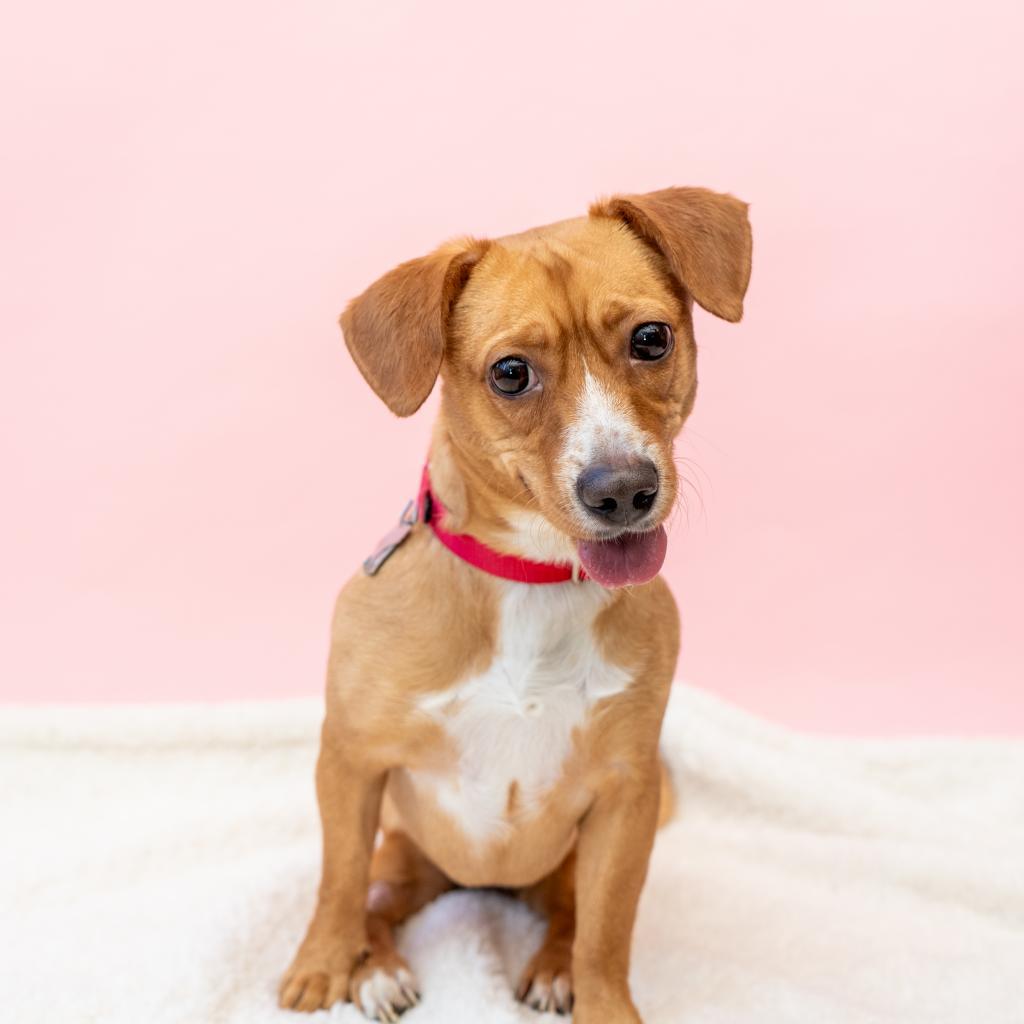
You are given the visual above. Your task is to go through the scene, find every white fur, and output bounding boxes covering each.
[357,966,419,1021]
[522,970,573,1014]
[501,508,581,568]
[559,367,655,492]
[413,580,633,844]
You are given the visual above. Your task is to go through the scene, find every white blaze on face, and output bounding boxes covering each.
[559,367,655,496]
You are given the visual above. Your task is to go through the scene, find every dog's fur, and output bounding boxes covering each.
[279,188,752,1023]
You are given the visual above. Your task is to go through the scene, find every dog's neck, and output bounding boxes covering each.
[428,418,581,569]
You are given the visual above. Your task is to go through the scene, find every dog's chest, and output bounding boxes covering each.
[411,583,631,844]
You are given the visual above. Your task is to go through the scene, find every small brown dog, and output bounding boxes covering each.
[279,187,752,1022]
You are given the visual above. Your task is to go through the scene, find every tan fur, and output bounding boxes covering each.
[280,187,751,1023]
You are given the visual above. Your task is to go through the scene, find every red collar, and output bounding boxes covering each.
[418,465,586,584]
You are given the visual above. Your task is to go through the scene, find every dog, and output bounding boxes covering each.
[279,187,752,1023]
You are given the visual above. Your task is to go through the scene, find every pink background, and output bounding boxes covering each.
[2,1,1022,733]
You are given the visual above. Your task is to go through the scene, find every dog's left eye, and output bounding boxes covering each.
[630,322,674,361]
[489,357,537,397]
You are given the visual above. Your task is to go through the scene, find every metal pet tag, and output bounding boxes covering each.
[362,500,418,576]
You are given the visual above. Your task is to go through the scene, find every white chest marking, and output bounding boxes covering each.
[415,582,632,843]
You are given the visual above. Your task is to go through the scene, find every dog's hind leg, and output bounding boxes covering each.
[515,848,576,1015]
[349,829,453,1021]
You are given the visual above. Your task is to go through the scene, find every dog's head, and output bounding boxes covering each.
[341,187,751,587]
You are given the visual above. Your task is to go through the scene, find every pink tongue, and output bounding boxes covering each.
[577,526,668,588]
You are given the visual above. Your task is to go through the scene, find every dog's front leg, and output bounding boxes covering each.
[279,733,385,1013]
[572,759,661,1024]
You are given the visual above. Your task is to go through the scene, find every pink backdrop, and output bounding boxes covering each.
[2,1,1022,732]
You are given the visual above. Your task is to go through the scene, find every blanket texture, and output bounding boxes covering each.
[2,685,1022,1024]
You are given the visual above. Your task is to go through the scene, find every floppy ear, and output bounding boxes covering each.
[340,238,490,416]
[591,187,752,322]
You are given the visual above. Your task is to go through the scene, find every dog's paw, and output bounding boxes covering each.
[278,964,352,1013]
[516,946,573,1015]
[350,954,420,1022]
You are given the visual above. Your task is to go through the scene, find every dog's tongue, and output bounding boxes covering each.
[577,527,668,588]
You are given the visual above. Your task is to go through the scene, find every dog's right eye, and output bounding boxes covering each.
[489,357,537,397]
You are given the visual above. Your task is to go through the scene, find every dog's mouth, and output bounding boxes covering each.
[576,526,668,588]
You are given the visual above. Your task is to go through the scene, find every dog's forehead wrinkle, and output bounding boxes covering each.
[537,245,576,287]
[461,228,681,372]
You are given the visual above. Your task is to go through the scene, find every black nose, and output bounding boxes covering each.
[576,459,659,526]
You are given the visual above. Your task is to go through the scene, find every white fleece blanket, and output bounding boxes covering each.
[2,685,1022,1024]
